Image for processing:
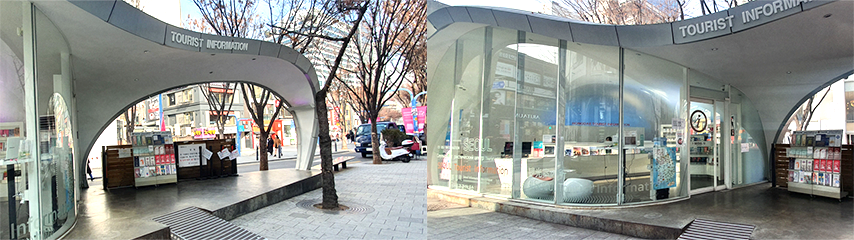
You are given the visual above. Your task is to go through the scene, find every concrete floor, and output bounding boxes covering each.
[553,183,854,239]
[64,168,318,239]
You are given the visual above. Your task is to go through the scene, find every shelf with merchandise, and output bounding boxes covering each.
[777,130,848,200]
[130,131,178,187]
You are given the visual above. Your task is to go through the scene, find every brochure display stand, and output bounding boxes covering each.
[131,132,177,187]
[778,130,851,200]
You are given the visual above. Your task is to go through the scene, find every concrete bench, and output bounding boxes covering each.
[332,156,356,171]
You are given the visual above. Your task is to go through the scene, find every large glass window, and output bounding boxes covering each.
[1,1,32,239]
[480,27,518,196]
[34,6,77,238]
[513,33,558,202]
[428,26,697,206]
[622,49,687,203]
[559,42,620,205]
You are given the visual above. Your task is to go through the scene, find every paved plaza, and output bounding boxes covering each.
[427,197,636,240]
[231,159,427,239]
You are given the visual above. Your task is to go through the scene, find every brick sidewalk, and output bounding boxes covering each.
[231,159,426,239]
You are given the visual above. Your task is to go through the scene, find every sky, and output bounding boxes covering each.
[436,0,553,13]
[437,0,707,20]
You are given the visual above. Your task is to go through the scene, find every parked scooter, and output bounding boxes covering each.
[379,140,413,163]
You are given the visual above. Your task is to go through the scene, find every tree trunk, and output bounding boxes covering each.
[259,131,269,171]
[316,89,338,209]
[371,120,382,164]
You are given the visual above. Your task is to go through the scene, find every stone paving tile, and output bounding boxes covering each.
[231,160,426,239]
[427,204,633,240]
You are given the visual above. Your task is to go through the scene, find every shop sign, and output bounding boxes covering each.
[209,87,234,94]
[148,98,160,120]
[170,31,250,51]
[524,71,541,85]
[495,62,516,77]
[193,127,217,139]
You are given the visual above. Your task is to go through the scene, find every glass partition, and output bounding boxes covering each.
[513,33,558,202]
[1,1,32,239]
[558,42,620,205]
[622,49,687,203]
[480,27,519,197]
[427,26,714,206]
[34,6,76,239]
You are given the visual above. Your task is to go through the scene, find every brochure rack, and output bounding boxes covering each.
[776,130,852,200]
[131,132,177,187]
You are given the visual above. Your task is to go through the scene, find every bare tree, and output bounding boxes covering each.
[556,0,682,25]
[122,105,138,145]
[192,0,285,170]
[199,82,237,139]
[393,35,427,107]
[336,0,426,164]
[239,83,284,171]
[192,0,262,38]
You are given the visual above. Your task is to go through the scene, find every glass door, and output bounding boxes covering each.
[730,103,743,187]
[689,99,722,193]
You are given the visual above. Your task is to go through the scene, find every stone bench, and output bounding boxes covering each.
[332,156,356,171]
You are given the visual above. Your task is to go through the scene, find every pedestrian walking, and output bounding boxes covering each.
[266,136,274,158]
[273,135,283,158]
[86,159,94,181]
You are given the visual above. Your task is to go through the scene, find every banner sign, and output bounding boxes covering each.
[401,106,427,134]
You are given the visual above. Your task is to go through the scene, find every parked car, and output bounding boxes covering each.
[354,122,399,158]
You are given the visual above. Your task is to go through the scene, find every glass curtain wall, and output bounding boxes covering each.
[481,27,519,197]
[559,42,620,205]
[34,5,77,239]
[622,49,688,203]
[0,3,78,239]
[513,33,558,202]
[1,1,32,239]
[428,26,691,205]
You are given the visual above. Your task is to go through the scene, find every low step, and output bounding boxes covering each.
[153,207,264,240]
[678,219,755,240]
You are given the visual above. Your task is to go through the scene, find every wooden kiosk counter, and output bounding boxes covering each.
[101,132,238,189]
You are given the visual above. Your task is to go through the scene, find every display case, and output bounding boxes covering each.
[131,132,177,187]
[779,130,850,200]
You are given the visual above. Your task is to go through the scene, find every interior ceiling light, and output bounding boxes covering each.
[824,14,832,18]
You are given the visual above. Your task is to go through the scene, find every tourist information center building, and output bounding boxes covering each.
[1,1,321,239]
[426,0,852,206]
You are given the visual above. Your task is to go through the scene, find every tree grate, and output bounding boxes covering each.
[296,199,375,215]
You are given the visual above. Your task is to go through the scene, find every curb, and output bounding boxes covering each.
[427,188,684,239]
[236,150,352,165]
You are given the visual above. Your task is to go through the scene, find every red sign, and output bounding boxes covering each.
[209,87,234,94]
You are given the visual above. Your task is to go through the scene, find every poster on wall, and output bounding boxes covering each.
[177,143,205,167]
[652,147,677,190]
